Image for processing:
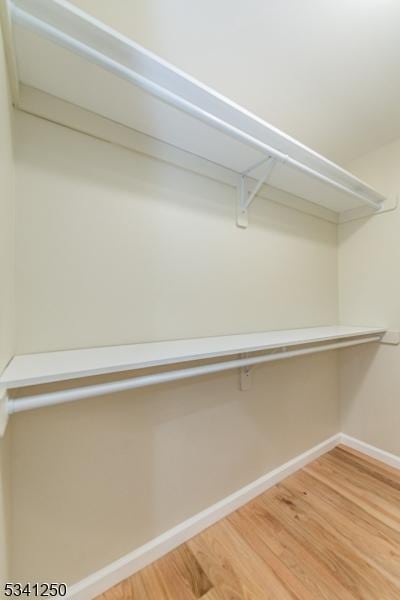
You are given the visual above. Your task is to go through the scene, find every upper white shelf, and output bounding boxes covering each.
[0,326,384,389]
[8,0,386,217]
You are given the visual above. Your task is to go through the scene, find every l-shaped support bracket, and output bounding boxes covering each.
[237,156,277,228]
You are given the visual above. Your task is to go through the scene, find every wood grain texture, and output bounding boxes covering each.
[98,445,400,599]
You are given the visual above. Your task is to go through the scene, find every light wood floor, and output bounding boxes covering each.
[98,445,400,599]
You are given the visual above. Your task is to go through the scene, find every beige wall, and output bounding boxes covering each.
[339,137,400,454]
[11,111,339,583]
[15,112,338,353]
[12,352,339,584]
[0,23,15,590]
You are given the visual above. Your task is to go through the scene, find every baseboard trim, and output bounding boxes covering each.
[340,433,400,470]
[66,433,340,599]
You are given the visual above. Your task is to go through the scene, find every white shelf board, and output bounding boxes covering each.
[0,326,384,389]
[7,0,386,216]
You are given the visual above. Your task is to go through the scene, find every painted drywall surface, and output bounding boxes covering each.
[339,137,400,455]
[15,112,338,353]
[0,10,15,383]
[12,111,339,583]
[11,352,339,584]
[0,23,14,590]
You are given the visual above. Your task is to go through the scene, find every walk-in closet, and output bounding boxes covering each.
[1,1,400,598]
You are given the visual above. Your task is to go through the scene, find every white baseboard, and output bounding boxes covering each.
[340,433,400,470]
[67,433,340,600]
[66,432,400,599]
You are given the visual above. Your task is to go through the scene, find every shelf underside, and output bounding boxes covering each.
[0,326,384,389]
[9,0,386,216]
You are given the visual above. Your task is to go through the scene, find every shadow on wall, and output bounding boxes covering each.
[339,342,381,424]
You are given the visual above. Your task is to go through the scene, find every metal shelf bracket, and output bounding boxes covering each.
[239,366,252,391]
[237,156,276,228]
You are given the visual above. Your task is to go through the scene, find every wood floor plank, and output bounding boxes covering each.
[287,469,400,583]
[200,590,225,600]
[138,562,176,600]
[260,481,400,599]
[326,450,400,503]
[188,518,296,599]
[229,500,347,600]
[337,444,400,479]
[99,570,149,600]
[172,544,213,597]
[144,544,213,600]
[99,447,400,600]
[333,446,400,489]
[227,509,311,600]
[305,454,400,532]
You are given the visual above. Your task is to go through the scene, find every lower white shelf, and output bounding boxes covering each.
[0,325,385,390]
[0,325,386,425]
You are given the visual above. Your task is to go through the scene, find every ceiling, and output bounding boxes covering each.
[65,0,400,166]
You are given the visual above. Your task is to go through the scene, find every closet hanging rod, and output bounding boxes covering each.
[6,335,381,414]
[12,3,383,211]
